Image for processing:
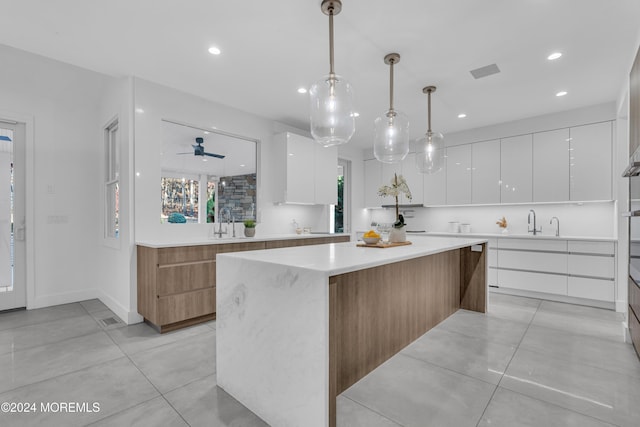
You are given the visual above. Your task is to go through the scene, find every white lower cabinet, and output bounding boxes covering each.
[492,237,616,307]
[567,277,614,302]
[498,270,567,296]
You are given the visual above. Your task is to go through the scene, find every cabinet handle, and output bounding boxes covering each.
[622,211,640,217]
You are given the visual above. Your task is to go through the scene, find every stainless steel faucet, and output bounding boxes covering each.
[216,208,231,238]
[528,209,542,235]
[550,216,560,237]
[232,215,236,238]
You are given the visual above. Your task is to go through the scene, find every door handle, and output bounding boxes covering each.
[16,226,25,241]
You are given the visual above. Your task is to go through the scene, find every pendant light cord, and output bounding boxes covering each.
[329,8,335,76]
[389,59,395,113]
[427,90,432,132]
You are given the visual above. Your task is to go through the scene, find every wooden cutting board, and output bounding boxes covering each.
[356,241,412,248]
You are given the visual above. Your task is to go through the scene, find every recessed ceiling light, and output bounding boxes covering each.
[458,113,467,118]
[135,108,144,114]
[351,112,360,117]
[556,91,568,97]
[208,46,221,55]
[297,87,307,94]
[240,164,245,167]
[547,52,562,60]
[204,131,210,134]
[202,158,208,162]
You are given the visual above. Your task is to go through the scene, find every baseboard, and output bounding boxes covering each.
[31,289,100,310]
[97,290,143,325]
[489,287,615,310]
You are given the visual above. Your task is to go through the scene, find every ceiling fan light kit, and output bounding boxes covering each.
[373,52,410,164]
[309,0,356,147]
[177,137,225,159]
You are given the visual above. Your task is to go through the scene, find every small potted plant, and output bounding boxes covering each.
[378,173,411,243]
[243,219,256,237]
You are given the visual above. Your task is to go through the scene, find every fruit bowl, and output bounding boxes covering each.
[363,236,381,245]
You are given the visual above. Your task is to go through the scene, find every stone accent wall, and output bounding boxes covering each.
[218,173,257,221]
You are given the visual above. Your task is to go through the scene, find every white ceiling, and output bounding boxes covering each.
[2,0,640,148]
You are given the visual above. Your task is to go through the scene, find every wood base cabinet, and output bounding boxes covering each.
[138,235,350,333]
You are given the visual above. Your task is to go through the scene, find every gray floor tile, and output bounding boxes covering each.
[79,299,109,313]
[343,353,496,427]
[0,331,124,394]
[87,396,188,427]
[0,357,159,427]
[164,375,268,427]
[205,320,217,330]
[129,330,216,393]
[401,327,516,384]
[0,312,101,356]
[488,293,541,324]
[438,309,530,347]
[106,322,212,355]
[531,308,624,342]
[538,300,624,322]
[520,324,640,379]
[0,303,88,331]
[478,387,616,427]
[501,347,640,426]
[89,309,127,330]
[337,397,402,427]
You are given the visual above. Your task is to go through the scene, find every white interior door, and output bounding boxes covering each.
[0,121,26,311]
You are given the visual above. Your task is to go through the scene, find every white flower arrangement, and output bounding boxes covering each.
[378,173,412,225]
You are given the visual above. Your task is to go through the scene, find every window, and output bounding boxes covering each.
[104,120,119,239]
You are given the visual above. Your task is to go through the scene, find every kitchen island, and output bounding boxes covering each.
[216,235,488,427]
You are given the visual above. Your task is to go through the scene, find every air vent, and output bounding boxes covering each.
[470,63,501,79]
[100,317,120,327]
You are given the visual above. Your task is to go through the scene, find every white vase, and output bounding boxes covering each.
[389,227,406,243]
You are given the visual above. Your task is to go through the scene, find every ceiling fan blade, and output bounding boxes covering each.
[203,152,225,159]
[175,152,193,155]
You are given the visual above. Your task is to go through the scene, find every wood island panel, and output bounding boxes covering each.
[328,245,486,427]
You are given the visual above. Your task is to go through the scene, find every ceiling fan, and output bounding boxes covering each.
[177,137,225,158]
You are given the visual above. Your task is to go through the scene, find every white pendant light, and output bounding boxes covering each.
[416,86,444,174]
[374,53,409,164]
[309,0,355,147]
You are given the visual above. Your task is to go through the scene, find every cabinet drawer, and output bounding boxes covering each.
[157,287,215,325]
[568,241,614,255]
[498,269,567,295]
[567,277,614,302]
[488,249,498,268]
[217,242,265,254]
[568,254,615,279]
[158,245,217,265]
[630,242,640,257]
[630,277,640,321]
[498,238,567,252]
[157,261,215,295]
[488,267,498,286]
[498,250,567,274]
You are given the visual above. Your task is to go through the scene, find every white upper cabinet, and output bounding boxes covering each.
[472,140,500,204]
[500,134,532,203]
[569,121,612,201]
[400,153,423,205]
[315,144,339,205]
[446,144,471,205]
[533,129,570,202]
[364,159,382,207]
[275,132,337,204]
[423,157,447,206]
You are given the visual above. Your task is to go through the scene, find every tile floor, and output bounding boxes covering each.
[0,294,637,426]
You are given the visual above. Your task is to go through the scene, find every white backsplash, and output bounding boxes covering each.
[366,201,616,238]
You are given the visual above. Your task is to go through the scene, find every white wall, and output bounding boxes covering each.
[0,44,110,309]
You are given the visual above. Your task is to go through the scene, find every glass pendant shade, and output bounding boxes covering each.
[374,110,410,163]
[309,74,356,147]
[416,130,445,173]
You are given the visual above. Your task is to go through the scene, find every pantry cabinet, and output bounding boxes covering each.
[446,144,472,205]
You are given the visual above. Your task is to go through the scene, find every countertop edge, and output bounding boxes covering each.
[136,233,349,248]
[424,232,617,242]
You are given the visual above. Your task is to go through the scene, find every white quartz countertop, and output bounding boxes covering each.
[136,233,348,248]
[216,235,488,276]
[423,231,617,242]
